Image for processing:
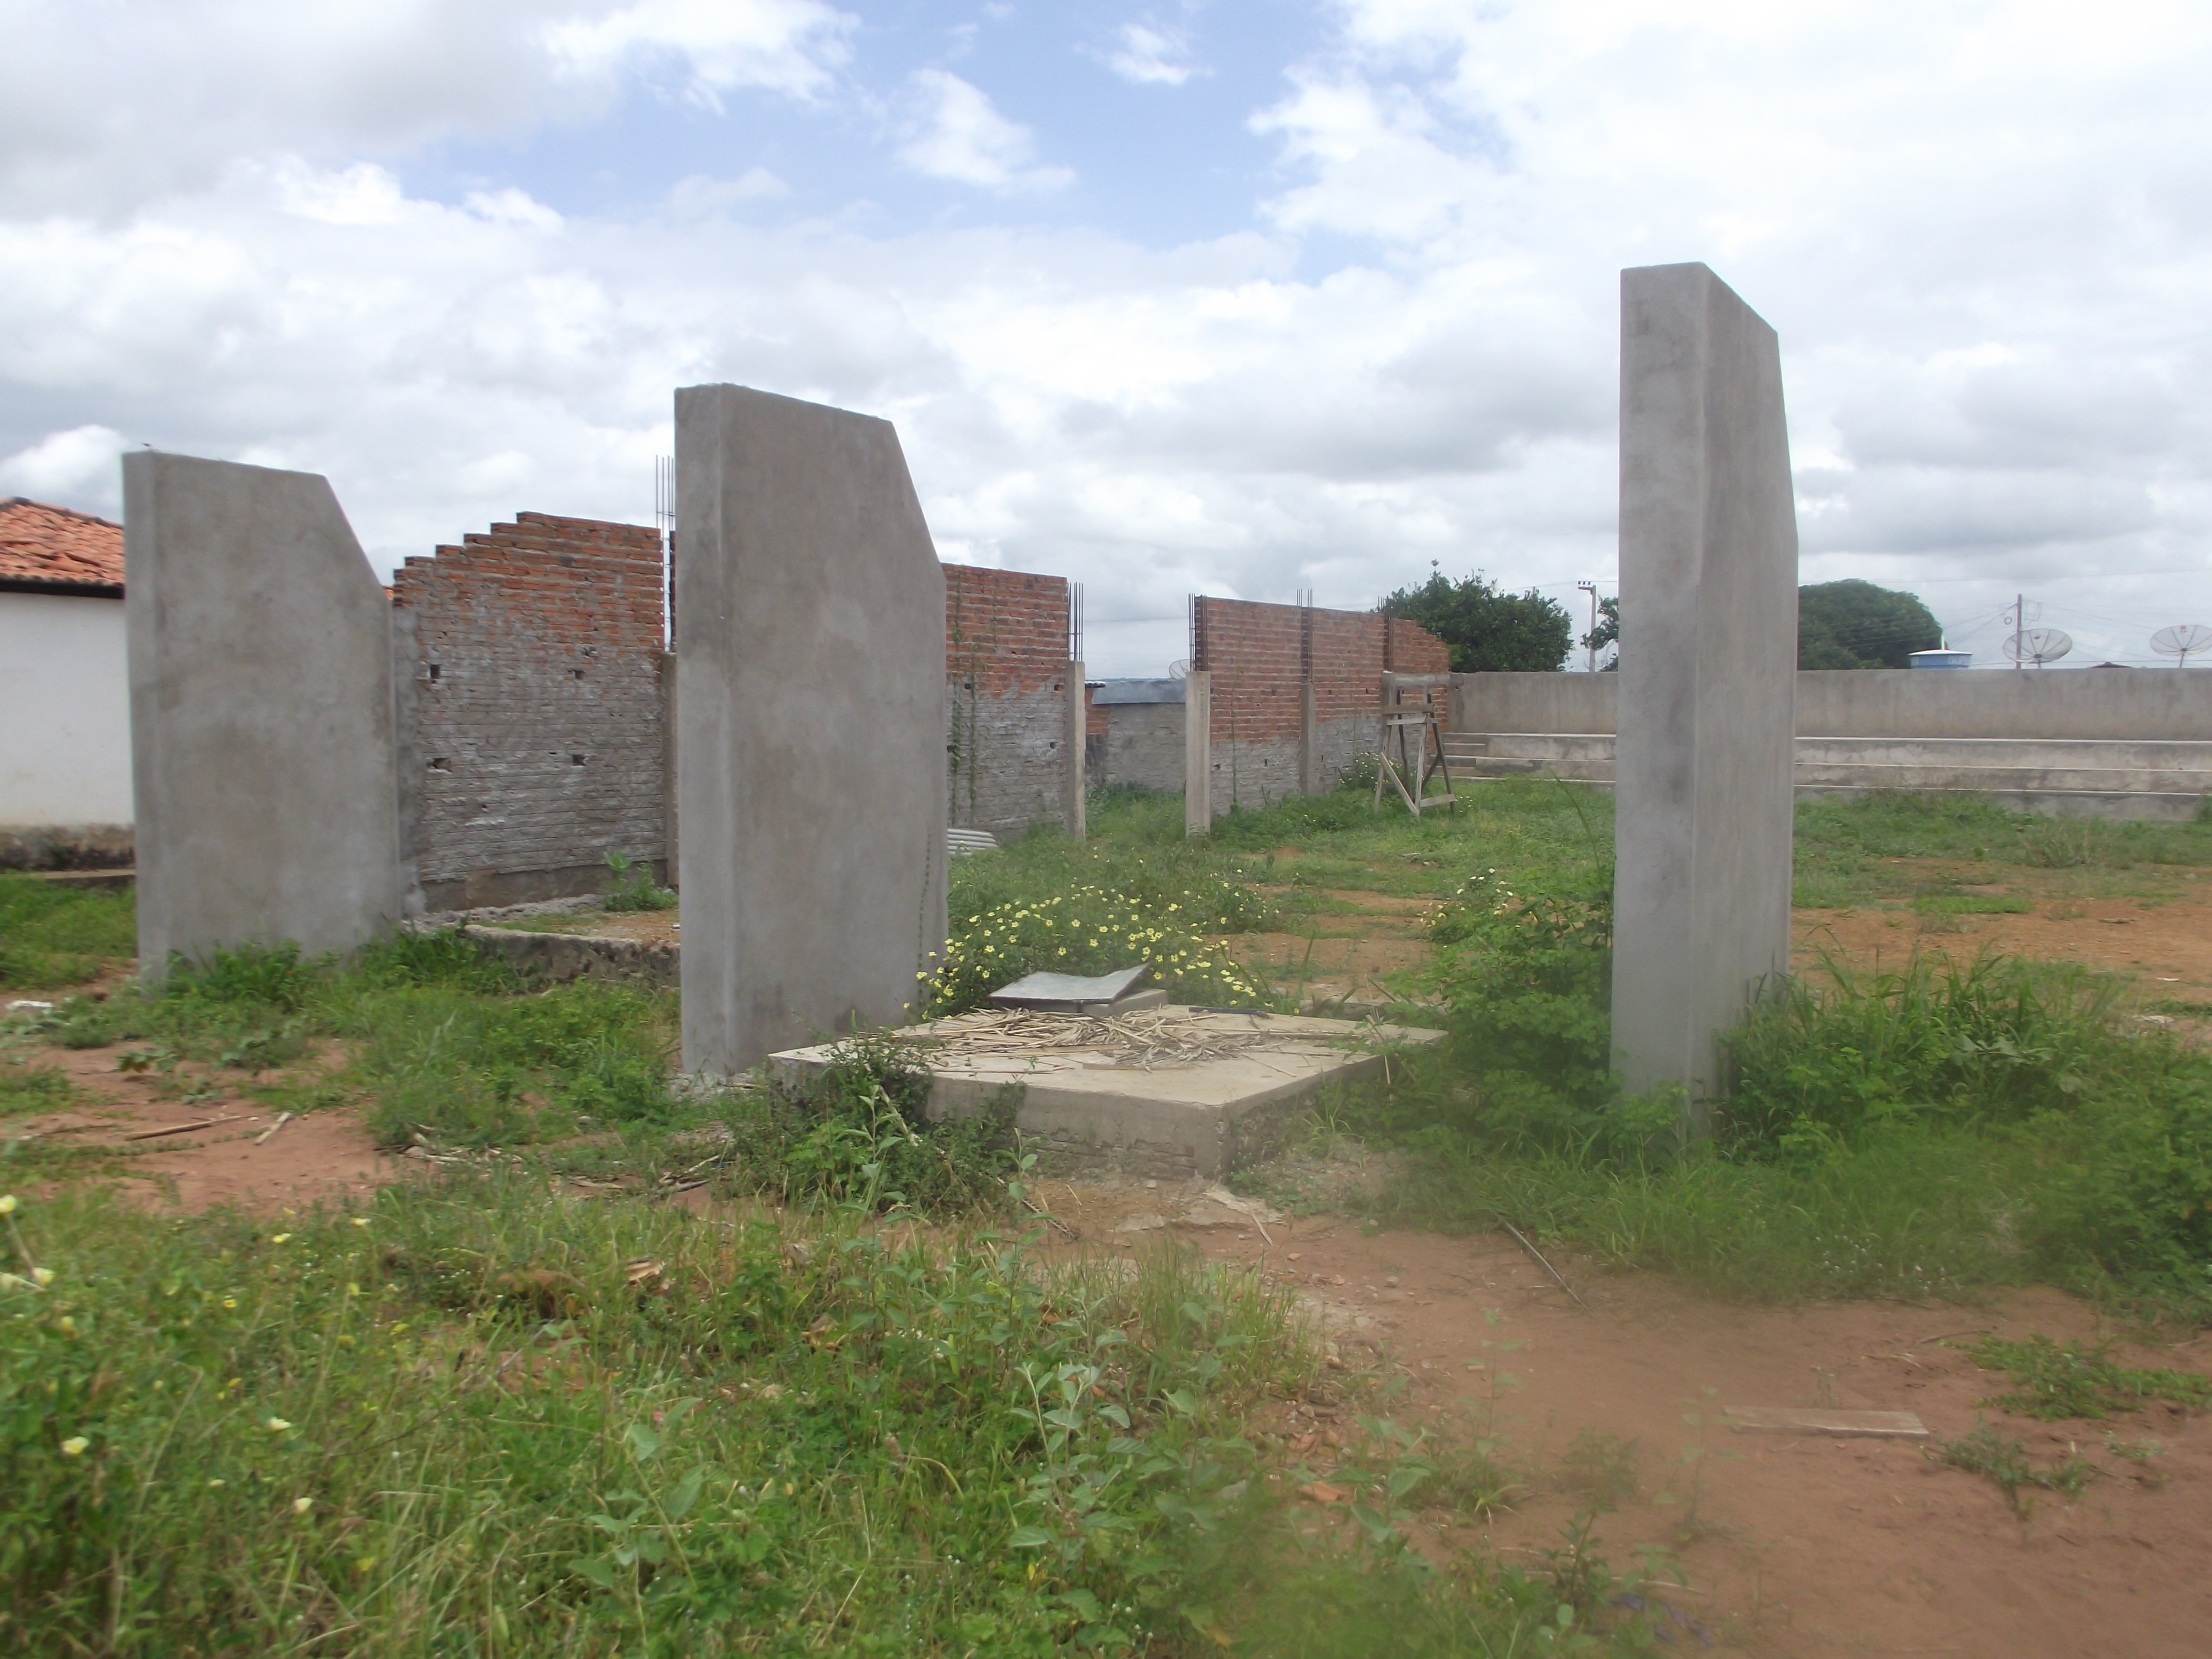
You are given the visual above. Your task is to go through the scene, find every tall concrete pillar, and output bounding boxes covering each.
[673,385,948,1076]
[1063,662,1087,842]
[1183,670,1212,837]
[124,452,403,971]
[1609,264,1799,1110]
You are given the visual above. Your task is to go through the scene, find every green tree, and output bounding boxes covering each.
[1584,595,1619,670]
[1798,579,1943,669]
[1380,567,1573,672]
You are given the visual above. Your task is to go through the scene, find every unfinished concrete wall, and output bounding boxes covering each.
[1093,683,1186,792]
[944,563,1076,840]
[391,513,666,910]
[1454,665,2212,741]
[675,384,948,1076]
[1609,263,1799,1107]
[124,452,401,968]
[1191,597,1450,811]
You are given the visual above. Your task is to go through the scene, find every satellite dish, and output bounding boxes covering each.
[2151,624,2212,667]
[1167,659,1190,680]
[2003,628,2073,667]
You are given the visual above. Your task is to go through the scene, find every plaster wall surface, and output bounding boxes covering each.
[0,591,133,828]
[675,385,948,1075]
[124,452,401,968]
[1609,264,1798,1102]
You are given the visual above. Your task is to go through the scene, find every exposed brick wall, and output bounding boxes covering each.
[392,513,668,909]
[1191,598,1449,810]
[944,563,1075,838]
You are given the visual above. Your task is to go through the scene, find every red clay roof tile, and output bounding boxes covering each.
[0,497,124,593]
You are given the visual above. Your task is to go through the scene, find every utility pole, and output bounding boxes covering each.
[1576,580,1598,672]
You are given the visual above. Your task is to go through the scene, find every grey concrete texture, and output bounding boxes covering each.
[1095,702,1186,794]
[123,452,403,971]
[1453,664,2212,742]
[769,1011,1444,1178]
[1609,264,1799,1104]
[1063,661,1087,840]
[1183,670,1213,836]
[673,384,948,1076]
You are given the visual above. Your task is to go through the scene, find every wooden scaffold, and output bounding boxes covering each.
[1372,672,1457,817]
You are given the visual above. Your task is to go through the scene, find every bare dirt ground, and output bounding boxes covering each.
[7,1038,397,1211]
[1793,884,2212,1002]
[1037,1177,2212,1659]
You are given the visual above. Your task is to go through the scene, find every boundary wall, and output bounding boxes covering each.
[944,564,1079,840]
[392,514,669,910]
[1191,598,1449,812]
[1449,668,2212,819]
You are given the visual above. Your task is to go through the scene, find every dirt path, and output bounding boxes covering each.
[6,1039,398,1211]
[1039,1179,2212,1658]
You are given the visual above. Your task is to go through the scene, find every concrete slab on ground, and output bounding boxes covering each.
[768,1006,1443,1178]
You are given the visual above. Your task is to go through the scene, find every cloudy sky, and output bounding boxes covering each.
[4,0,2209,674]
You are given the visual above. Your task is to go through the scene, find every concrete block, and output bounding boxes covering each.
[1609,264,1798,1106]
[1184,670,1212,836]
[770,1009,1445,1179]
[123,452,402,970]
[673,385,948,1076]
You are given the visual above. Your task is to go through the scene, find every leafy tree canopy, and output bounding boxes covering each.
[1379,568,1574,672]
[1798,579,1944,669]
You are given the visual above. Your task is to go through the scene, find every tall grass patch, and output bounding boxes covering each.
[0,874,135,988]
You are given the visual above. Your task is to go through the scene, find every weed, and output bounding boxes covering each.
[0,1060,75,1119]
[1559,1428,1642,1510]
[1959,1332,2212,1420]
[1654,1387,1735,1544]
[1929,1421,2096,1516]
[602,849,676,913]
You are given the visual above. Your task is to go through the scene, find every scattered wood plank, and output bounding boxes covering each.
[1502,1220,1584,1307]
[1725,1406,1929,1439]
[123,1115,239,1143]
[253,1112,293,1145]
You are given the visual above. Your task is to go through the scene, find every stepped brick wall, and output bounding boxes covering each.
[391,513,668,909]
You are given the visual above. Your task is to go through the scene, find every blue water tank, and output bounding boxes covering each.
[1908,649,1973,669]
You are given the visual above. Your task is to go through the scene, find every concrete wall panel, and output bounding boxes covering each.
[674,385,948,1075]
[1609,265,1798,1103]
[1453,665,2212,741]
[124,452,401,968]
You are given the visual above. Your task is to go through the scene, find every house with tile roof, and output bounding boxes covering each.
[1,497,134,866]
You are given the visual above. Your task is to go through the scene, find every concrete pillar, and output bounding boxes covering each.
[1609,264,1799,1111]
[1063,661,1087,841]
[658,649,679,888]
[1183,670,1212,836]
[673,384,948,1077]
[123,452,402,969]
[1298,681,1321,794]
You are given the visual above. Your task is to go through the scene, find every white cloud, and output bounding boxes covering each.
[541,0,853,107]
[897,71,1074,194]
[1102,23,1202,87]
[0,425,128,516]
[3,1,2212,675]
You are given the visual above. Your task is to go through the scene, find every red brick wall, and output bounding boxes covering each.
[392,512,668,907]
[943,563,1076,835]
[1191,598,1449,742]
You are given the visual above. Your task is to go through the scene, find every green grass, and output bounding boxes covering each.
[1960,1332,2212,1420]
[0,1184,1681,1655]
[0,874,136,988]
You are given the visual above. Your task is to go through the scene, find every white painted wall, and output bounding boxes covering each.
[0,590,133,825]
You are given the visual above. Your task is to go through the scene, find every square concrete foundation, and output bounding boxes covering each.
[1610,263,1799,1106]
[674,385,948,1077]
[770,1009,1443,1179]
[124,452,403,970]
